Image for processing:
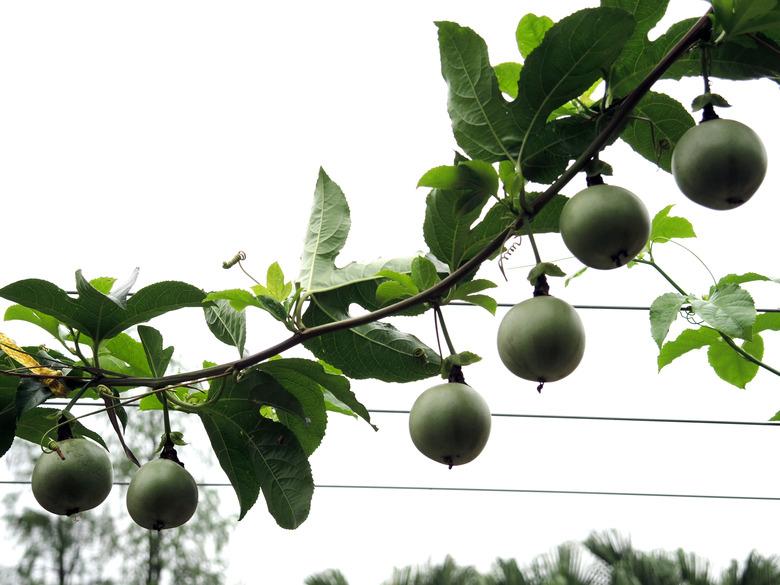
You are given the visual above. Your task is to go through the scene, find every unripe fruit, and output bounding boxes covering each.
[497,296,585,384]
[408,382,491,467]
[559,184,650,270]
[672,118,767,210]
[31,438,113,516]
[126,458,199,530]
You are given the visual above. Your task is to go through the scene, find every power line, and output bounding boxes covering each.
[0,479,777,502]
[450,301,780,312]
[45,402,780,428]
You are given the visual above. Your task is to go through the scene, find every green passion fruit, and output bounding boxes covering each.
[559,184,650,270]
[671,118,767,210]
[31,438,113,516]
[408,382,491,468]
[126,458,199,530]
[497,296,585,384]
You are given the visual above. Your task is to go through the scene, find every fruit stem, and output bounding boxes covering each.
[526,229,542,265]
[586,174,604,186]
[433,305,458,356]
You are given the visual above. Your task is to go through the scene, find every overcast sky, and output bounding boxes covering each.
[1,1,780,583]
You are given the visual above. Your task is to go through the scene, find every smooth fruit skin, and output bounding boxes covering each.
[559,184,650,269]
[31,438,113,516]
[408,382,491,467]
[497,296,585,383]
[671,118,767,210]
[126,458,199,530]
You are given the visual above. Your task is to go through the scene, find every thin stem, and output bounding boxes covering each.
[433,305,457,355]
[634,259,688,296]
[720,333,780,378]
[237,259,263,288]
[62,381,93,413]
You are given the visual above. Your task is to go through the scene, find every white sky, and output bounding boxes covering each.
[1,1,780,583]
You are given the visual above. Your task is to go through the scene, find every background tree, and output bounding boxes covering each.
[1,412,232,585]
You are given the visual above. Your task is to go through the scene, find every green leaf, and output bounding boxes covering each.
[450,279,497,298]
[494,62,522,98]
[754,312,780,333]
[457,294,497,315]
[375,282,415,306]
[511,8,634,173]
[649,293,686,348]
[516,13,555,58]
[691,284,756,340]
[603,0,670,77]
[620,92,695,172]
[303,282,441,383]
[295,168,436,295]
[417,161,498,202]
[255,360,327,456]
[424,189,515,271]
[517,194,570,235]
[207,289,260,311]
[436,21,523,162]
[100,333,153,377]
[717,272,780,287]
[712,0,780,37]
[137,325,174,377]
[707,334,764,388]
[155,431,187,453]
[266,262,291,301]
[0,375,16,457]
[16,408,108,451]
[0,274,205,345]
[527,262,566,285]
[410,257,441,291]
[89,277,116,295]
[449,280,498,314]
[204,299,246,357]
[297,168,351,294]
[564,266,589,287]
[4,305,62,341]
[658,327,721,371]
[650,205,696,242]
[198,372,312,527]
[691,92,732,111]
[441,351,482,377]
[611,17,780,96]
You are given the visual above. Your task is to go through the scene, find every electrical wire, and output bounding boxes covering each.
[0,479,777,502]
[43,402,780,428]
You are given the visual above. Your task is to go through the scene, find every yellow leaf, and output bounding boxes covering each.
[0,332,68,397]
